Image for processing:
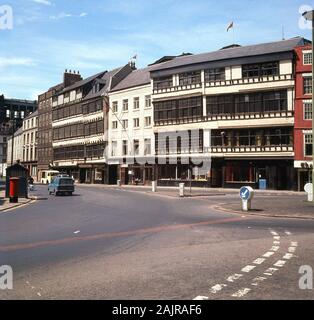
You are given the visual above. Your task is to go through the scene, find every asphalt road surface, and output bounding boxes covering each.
[0,185,314,300]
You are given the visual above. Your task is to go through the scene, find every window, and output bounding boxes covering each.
[112,121,118,129]
[122,140,128,156]
[123,99,128,111]
[205,68,225,82]
[21,111,25,119]
[144,116,151,127]
[304,52,312,65]
[153,76,173,90]
[14,111,18,118]
[304,102,313,120]
[133,139,139,156]
[179,71,201,86]
[304,77,312,94]
[242,61,279,78]
[111,141,117,157]
[133,97,140,109]
[112,101,118,113]
[133,118,140,128]
[305,134,313,157]
[6,110,10,118]
[144,138,151,155]
[145,95,151,108]
[122,119,128,129]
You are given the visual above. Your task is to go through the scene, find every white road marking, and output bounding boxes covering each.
[274,260,286,267]
[37,292,42,297]
[283,253,294,260]
[241,265,256,273]
[263,267,278,276]
[253,258,266,265]
[209,284,227,294]
[291,242,298,247]
[270,230,278,236]
[231,288,251,298]
[273,241,280,245]
[74,230,80,234]
[271,246,280,252]
[227,274,243,282]
[193,296,209,300]
[288,247,296,253]
[285,231,292,236]
[263,251,275,258]
[251,276,267,286]
[273,236,280,240]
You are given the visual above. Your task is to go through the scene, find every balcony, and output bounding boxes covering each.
[153,82,202,95]
[205,74,293,88]
[154,110,294,127]
[208,145,294,154]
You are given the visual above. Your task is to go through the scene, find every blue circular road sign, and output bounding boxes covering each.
[240,186,253,201]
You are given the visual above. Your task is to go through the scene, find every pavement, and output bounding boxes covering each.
[0,190,35,212]
[0,184,314,300]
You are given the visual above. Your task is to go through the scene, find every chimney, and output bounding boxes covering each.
[63,69,82,87]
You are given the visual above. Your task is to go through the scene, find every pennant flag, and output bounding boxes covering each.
[227,22,234,32]
[132,54,138,60]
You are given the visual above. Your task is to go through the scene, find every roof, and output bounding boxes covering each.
[83,66,126,100]
[61,70,107,93]
[23,109,38,120]
[110,66,152,92]
[150,37,310,72]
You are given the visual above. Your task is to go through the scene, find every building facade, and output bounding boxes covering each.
[6,127,23,169]
[21,110,39,181]
[0,94,37,175]
[52,65,133,183]
[294,44,313,191]
[108,67,155,185]
[150,37,309,190]
[37,71,82,180]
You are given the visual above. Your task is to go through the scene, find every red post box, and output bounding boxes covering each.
[9,177,19,203]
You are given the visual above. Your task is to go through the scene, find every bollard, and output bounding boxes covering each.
[179,183,185,197]
[152,181,157,193]
[117,180,121,187]
[239,186,254,212]
[304,183,313,202]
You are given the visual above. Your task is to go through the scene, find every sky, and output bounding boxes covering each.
[0,0,313,100]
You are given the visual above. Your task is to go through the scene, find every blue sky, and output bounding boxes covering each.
[0,0,312,99]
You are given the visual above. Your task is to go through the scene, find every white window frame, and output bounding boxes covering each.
[303,51,313,65]
[304,133,313,157]
[133,118,140,128]
[112,121,118,130]
[144,116,151,127]
[112,101,118,113]
[133,97,140,110]
[145,95,151,108]
[304,101,313,120]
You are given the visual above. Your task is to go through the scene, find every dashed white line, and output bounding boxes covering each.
[193,296,209,300]
[291,241,298,247]
[270,230,278,236]
[263,267,278,276]
[285,231,292,236]
[273,236,280,240]
[241,265,256,273]
[231,288,251,298]
[251,276,267,286]
[274,260,286,267]
[271,246,280,252]
[227,274,243,283]
[209,284,227,294]
[73,230,80,234]
[263,251,275,258]
[283,253,294,260]
[288,247,296,253]
[253,258,266,265]
[273,241,280,245]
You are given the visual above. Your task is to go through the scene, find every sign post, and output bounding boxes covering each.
[239,186,254,211]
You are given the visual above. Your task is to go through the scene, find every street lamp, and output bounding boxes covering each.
[302,10,314,203]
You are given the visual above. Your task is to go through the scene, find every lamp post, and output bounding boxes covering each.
[302,10,314,203]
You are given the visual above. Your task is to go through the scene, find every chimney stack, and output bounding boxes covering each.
[63,69,82,87]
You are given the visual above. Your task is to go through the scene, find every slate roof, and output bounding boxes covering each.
[23,109,38,120]
[150,37,310,72]
[110,66,152,92]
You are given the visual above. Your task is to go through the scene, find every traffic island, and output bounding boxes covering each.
[216,195,314,220]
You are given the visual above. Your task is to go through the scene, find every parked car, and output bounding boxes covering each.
[48,176,75,196]
[41,170,60,184]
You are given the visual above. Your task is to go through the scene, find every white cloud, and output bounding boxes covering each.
[32,0,52,5]
[0,57,35,68]
[50,12,88,20]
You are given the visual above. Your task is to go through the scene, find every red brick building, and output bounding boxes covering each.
[294,44,313,191]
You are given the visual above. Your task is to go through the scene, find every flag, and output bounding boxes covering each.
[227,22,234,32]
[131,54,138,60]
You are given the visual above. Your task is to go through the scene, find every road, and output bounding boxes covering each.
[0,184,314,300]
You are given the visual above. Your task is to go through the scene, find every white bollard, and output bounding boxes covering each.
[242,199,251,212]
[179,183,185,197]
[308,193,313,202]
[152,181,157,192]
[117,180,121,187]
